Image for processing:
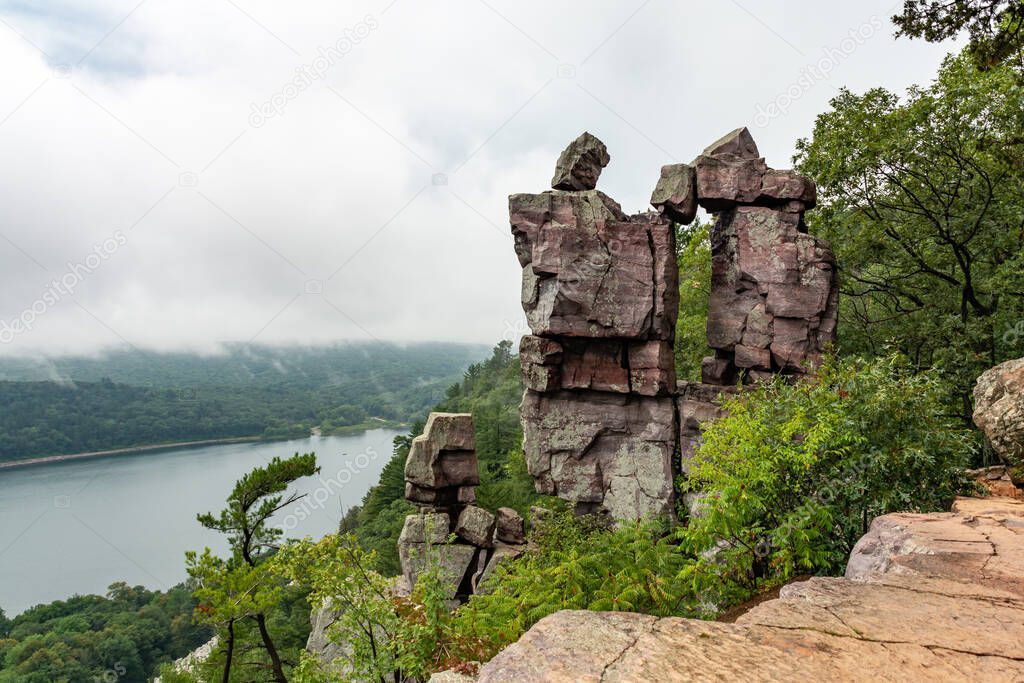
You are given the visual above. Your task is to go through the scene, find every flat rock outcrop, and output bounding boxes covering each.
[473,497,1024,682]
[974,358,1024,482]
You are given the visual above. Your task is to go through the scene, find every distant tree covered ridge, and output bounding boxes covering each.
[0,342,488,463]
[0,582,211,683]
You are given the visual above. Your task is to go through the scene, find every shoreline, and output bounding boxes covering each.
[0,436,269,471]
[0,423,409,471]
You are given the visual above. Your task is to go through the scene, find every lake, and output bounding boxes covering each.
[0,429,402,615]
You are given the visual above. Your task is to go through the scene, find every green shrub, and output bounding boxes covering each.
[448,511,696,664]
[680,354,977,606]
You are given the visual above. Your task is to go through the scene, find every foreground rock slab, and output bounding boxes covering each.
[473,497,1024,682]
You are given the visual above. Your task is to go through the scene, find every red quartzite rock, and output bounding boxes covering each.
[550,131,610,191]
[495,507,525,544]
[520,389,676,520]
[704,188,837,378]
[650,163,698,225]
[510,190,677,341]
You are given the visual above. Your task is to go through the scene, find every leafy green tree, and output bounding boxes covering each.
[675,218,712,381]
[794,52,1024,420]
[193,452,319,683]
[893,0,1024,69]
[0,609,8,638]
[681,355,976,607]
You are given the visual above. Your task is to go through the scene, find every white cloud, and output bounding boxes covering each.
[0,0,960,355]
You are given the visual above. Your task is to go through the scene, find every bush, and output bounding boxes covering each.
[680,354,978,606]
[447,511,696,665]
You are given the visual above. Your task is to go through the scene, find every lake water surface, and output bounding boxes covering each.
[0,430,401,615]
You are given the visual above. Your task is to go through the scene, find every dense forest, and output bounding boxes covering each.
[0,583,210,683]
[0,343,487,463]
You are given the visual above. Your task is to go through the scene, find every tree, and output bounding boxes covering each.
[674,218,712,381]
[794,52,1024,421]
[194,452,319,683]
[0,608,8,637]
[893,0,1024,69]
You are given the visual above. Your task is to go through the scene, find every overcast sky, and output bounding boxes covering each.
[0,0,959,356]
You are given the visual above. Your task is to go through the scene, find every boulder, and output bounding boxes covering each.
[404,413,478,491]
[550,131,610,191]
[759,169,816,208]
[474,541,526,594]
[694,154,767,211]
[495,507,525,544]
[510,190,676,340]
[974,358,1024,482]
[398,512,479,598]
[455,505,496,548]
[650,163,698,224]
[702,126,760,159]
[428,672,476,683]
[706,205,836,379]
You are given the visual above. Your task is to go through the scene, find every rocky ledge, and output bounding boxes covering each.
[463,497,1024,682]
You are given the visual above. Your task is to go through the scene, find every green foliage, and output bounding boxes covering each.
[0,583,210,683]
[893,0,1024,69]
[675,219,712,381]
[189,452,320,683]
[197,453,319,564]
[275,533,464,683]
[0,343,487,462]
[680,355,977,606]
[447,512,695,664]
[794,52,1024,423]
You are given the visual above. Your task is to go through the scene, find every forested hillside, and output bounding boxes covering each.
[0,343,487,463]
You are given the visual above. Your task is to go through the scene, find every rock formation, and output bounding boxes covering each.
[471,497,1024,682]
[398,413,525,602]
[513,128,838,519]
[974,358,1024,484]
[689,127,836,383]
[512,133,679,520]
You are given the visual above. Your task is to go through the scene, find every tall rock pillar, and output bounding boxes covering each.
[512,132,679,520]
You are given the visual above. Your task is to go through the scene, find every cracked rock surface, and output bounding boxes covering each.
[473,497,1024,682]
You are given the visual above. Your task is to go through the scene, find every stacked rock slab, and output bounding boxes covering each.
[692,127,836,384]
[651,127,838,483]
[399,413,525,602]
[512,132,679,520]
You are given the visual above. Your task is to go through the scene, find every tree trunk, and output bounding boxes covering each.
[221,618,235,683]
[255,612,288,683]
